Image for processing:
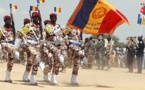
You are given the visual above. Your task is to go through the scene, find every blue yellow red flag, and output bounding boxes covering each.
[37,0,45,3]
[66,0,130,36]
[54,7,61,13]
[10,4,18,9]
[30,6,38,11]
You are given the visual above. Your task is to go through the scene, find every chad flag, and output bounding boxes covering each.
[67,0,130,36]
[37,0,45,3]
[10,4,18,9]
[30,6,38,11]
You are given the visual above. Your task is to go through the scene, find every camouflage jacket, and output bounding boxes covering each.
[44,23,61,41]
[0,26,14,42]
[19,22,41,41]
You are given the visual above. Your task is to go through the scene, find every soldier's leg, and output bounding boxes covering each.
[71,57,80,85]
[88,56,93,69]
[22,54,33,82]
[50,60,61,85]
[19,49,25,64]
[30,50,40,85]
[68,55,73,68]
[60,54,67,72]
[5,48,15,83]
[43,53,53,82]
[106,56,111,71]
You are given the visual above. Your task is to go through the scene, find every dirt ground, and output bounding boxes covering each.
[0,62,145,90]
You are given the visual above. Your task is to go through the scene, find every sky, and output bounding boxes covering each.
[0,0,145,42]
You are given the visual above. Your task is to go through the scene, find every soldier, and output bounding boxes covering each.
[136,36,144,73]
[18,18,30,65]
[126,37,136,73]
[43,13,62,85]
[70,44,84,85]
[105,36,113,71]
[0,15,16,83]
[86,37,95,68]
[44,13,60,41]
[95,34,105,70]
[17,12,42,85]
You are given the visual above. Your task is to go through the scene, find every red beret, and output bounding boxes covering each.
[3,15,11,20]
[44,20,50,24]
[32,12,40,18]
[24,18,30,23]
[49,13,57,16]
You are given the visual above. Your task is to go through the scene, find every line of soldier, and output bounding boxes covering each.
[83,34,114,71]
[0,11,84,85]
[83,35,145,74]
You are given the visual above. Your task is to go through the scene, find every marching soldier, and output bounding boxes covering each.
[86,37,95,69]
[136,36,144,73]
[0,15,16,83]
[18,18,30,65]
[43,13,62,85]
[17,12,42,85]
[95,34,105,70]
[105,36,113,71]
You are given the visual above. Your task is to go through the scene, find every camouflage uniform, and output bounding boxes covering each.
[17,12,42,85]
[18,18,30,65]
[86,39,95,68]
[0,15,16,83]
[70,45,84,85]
[42,13,63,85]
[95,39,105,70]
[67,29,80,68]
[105,40,113,71]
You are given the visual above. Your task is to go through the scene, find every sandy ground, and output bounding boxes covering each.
[0,62,145,90]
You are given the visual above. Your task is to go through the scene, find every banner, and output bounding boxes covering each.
[66,0,130,36]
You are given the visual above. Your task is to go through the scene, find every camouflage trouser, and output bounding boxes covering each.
[68,53,74,68]
[18,48,25,64]
[105,53,112,70]
[1,43,16,72]
[0,47,8,62]
[22,45,40,75]
[72,57,80,75]
[43,47,53,74]
[98,53,105,69]
[52,57,61,75]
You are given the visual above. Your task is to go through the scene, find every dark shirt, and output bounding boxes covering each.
[136,41,144,57]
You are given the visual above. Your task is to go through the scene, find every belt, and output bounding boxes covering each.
[1,41,14,45]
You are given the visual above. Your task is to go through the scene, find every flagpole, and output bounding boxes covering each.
[140,25,143,36]
[36,2,43,40]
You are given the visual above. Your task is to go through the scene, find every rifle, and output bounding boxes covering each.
[37,5,43,40]
[10,9,16,41]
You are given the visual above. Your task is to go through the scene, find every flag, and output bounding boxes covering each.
[140,6,145,15]
[142,16,145,26]
[137,14,142,25]
[54,7,61,13]
[37,0,45,3]
[10,4,18,9]
[30,6,38,11]
[66,0,130,36]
